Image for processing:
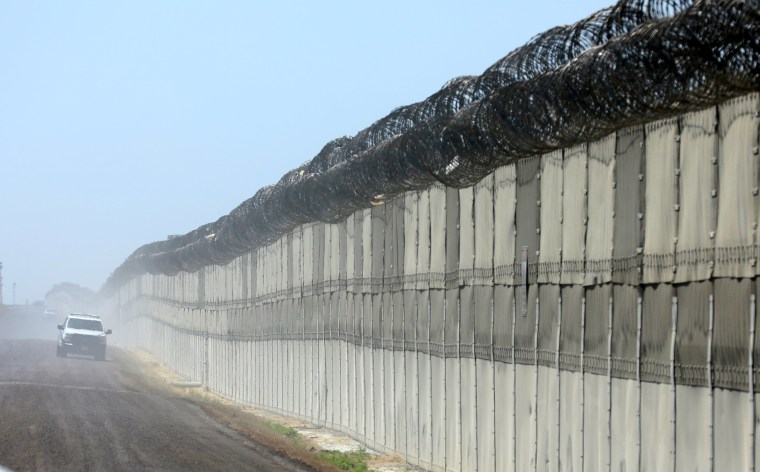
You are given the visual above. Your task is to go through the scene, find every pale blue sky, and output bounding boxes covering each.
[0,1,611,303]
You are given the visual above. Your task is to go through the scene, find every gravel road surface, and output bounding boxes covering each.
[0,306,316,472]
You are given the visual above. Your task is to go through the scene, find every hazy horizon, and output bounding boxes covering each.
[0,1,611,304]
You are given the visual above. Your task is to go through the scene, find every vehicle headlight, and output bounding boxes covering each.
[98,335,107,344]
[63,334,72,342]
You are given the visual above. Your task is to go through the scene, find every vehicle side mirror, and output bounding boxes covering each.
[106,329,112,335]
[57,324,63,330]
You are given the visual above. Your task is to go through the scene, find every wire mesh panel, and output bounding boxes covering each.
[302,225,314,293]
[460,286,475,360]
[266,242,276,301]
[459,294,478,472]
[516,156,541,286]
[428,289,446,470]
[352,212,364,293]
[537,284,560,471]
[317,294,329,425]
[278,300,288,412]
[392,197,406,293]
[474,174,495,287]
[493,284,514,364]
[362,293,374,443]
[641,284,674,384]
[536,365,560,472]
[473,285,495,472]
[346,293,359,433]
[445,360,462,471]
[538,285,560,366]
[404,192,419,291]
[338,221,348,293]
[514,352,537,471]
[445,188,460,290]
[538,151,563,284]
[613,126,645,285]
[642,117,680,283]
[429,184,447,290]
[240,254,250,303]
[417,188,431,291]
[611,284,639,380]
[713,278,752,391]
[390,292,404,453]
[474,285,494,362]
[674,282,712,471]
[585,134,616,286]
[444,289,460,361]
[514,285,538,366]
[293,297,305,416]
[371,293,384,446]
[345,214,356,293]
[494,345,516,472]
[361,209,373,293]
[583,284,612,472]
[303,295,316,419]
[260,242,270,300]
[561,144,588,285]
[322,226,332,292]
[494,165,517,286]
[372,206,386,293]
[715,94,760,278]
[609,373,639,471]
[674,282,711,387]
[459,187,476,287]
[714,388,751,471]
[559,365,583,472]
[444,286,462,471]
[245,253,254,306]
[476,354,496,472]
[674,107,718,283]
[326,223,341,292]
[403,290,419,462]
[559,285,585,372]
[583,284,612,375]
[383,199,399,294]
[314,224,326,294]
[278,238,287,300]
[327,293,341,427]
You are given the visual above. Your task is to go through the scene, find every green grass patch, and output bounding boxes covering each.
[266,421,300,439]
[263,420,309,448]
[317,449,371,472]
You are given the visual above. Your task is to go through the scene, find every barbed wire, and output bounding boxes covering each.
[104,0,760,293]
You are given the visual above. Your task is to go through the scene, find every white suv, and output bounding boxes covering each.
[56,313,112,361]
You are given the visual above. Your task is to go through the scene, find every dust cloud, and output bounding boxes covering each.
[0,305,60,341]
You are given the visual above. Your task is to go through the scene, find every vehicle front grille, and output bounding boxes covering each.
[69,334,100,346]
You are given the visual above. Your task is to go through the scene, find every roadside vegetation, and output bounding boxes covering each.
[318,450,371,472]
[111,346,374,472]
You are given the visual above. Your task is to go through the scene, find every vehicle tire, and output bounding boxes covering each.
[56,346,66,358]
[95,350,106,361]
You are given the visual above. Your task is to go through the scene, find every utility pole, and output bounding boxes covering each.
[13,282,16,306]
[0,262,3,305]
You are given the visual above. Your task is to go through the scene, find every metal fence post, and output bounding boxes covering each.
[749,294,756,472]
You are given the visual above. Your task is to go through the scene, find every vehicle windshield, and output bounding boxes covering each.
[67,318,103,331]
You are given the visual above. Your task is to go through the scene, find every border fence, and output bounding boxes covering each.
[102,1,760,471]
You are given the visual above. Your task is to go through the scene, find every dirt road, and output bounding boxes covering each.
[0,307,316,472]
